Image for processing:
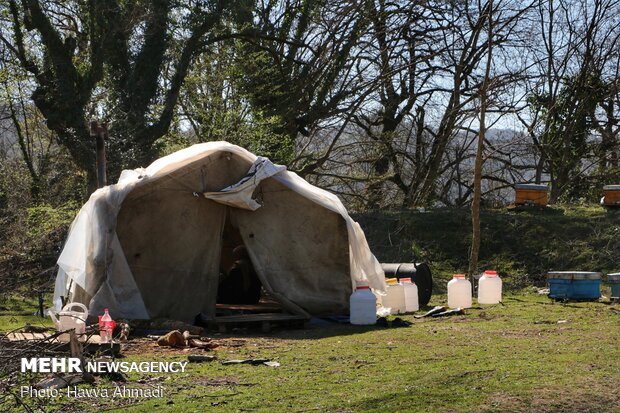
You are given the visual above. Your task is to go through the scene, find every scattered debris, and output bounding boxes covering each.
[376,317,412,328]
[118,323,130,342]
[221,359,279,366]
[431,308,465,317]
[376,307,391,317]
[157,330,186,347]
[222,359,269,365]
[36,373,94,390]
[263,361,280,367]
[156,329,219,349]
[391,317,412,327]
[188,338,219,350]
[188,355,217,363]
[537,288,550,295]
[415,306,445,318]
[23,324,52,334]
[182,331,197,341]
[557,319,569,324]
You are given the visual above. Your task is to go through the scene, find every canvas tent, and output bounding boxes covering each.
[52,142,386,321]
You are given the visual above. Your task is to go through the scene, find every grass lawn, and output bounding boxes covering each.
[2,292,619,413]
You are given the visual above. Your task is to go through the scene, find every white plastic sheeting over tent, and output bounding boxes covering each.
[53,142,386,320]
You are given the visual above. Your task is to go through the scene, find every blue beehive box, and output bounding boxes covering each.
[608,273,620,298]
[547,271,601,300]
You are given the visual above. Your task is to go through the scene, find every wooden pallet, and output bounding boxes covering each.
[208,313,309,333]
[215,302,283,315]
[3,332,120,356]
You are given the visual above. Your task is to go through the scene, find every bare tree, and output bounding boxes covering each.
[518,0,620,202]
[0,0,239,190]
[469,0,494,278]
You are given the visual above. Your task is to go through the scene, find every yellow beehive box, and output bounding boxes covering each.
[514,183,548,206]
[602,185,620,206]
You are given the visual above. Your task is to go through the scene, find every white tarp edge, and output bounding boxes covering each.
[202,156,286,210]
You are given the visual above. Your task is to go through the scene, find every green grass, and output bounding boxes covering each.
[2,292,619,413]
[0,294,53,331]
[2,205,619,412]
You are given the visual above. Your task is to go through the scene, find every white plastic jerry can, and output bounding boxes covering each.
[383,278,406,314]
[478,270,502,304]
[350,285,377,325]
[447,274,472,309]
[400,277,419,313]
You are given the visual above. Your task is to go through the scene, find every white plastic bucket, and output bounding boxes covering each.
[478,270,502,304]
[447,274,472,309]
[401,278,419,312]
[383,278,406,314]
[350,286,377,325]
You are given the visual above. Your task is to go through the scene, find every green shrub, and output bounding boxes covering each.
[26,202,80,241]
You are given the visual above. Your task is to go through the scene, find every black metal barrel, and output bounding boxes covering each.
[381,263,433,306]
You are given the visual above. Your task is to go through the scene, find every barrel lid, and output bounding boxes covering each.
[603,185,620,190]
[547,271,601,280]
[483,270,498,277]
[514,183,548,190]
[356,285,370,290]
[386,278,399,285]
[400,277,412,283]
[453,274,466,279]
[608,273,620,281]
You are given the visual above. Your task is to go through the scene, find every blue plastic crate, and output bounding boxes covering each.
[609,273,620,298]
[547,272,601,300]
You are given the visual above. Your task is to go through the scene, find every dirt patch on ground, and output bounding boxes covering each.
[481,383,620,413]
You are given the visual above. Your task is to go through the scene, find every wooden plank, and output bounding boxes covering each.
[6,332,107,344]
[214,313,308,323]
[207,312,309,333]
[4,332,120,355]
[6,332,50,341]
[215,303,282,313]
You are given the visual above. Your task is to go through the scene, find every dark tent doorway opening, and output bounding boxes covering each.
[215,209,282,316]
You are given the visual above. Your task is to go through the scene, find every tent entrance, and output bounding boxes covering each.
[215,209,281,316]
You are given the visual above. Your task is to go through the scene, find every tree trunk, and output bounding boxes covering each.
[468,0,493,279]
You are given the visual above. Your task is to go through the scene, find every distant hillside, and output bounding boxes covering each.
[356,205,620,290]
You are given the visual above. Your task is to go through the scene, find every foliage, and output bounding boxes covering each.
[1,0,246,186]
[357,205,620,289]
[25,202,79,240]
[0,138,83,293]
[0,0,619,294]
[175,41,294,163]
[528,71,611,202]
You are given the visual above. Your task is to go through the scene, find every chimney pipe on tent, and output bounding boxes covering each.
[90,121,108,188]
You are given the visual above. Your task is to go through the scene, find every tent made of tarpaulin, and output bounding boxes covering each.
[52,142,386,321]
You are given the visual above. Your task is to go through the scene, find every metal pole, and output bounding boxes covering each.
[90,121,107,188]
[38,292,44,318]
